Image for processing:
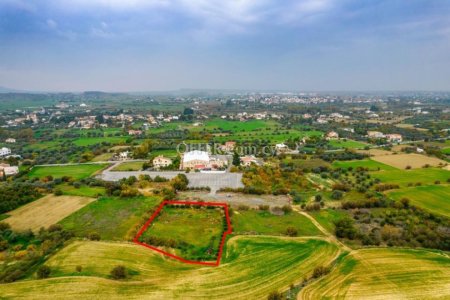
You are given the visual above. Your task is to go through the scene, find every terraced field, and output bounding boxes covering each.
[300,248,450,299]
[0,237,339,299]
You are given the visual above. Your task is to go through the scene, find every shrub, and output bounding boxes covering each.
[88,232,101,241]
[282,205,292,214]
[37,266,51,279]
[267,291,283,300]
[53,189,63,196]
[285,226,298,237]
[312,265,331,278]
[110,265,127,280]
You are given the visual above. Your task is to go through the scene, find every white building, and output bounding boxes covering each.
[326,131,339,140]
[5,138,16,143]
[181,151,210,170]
[0,147,11,157]
[386,134,403,143]
[153,155,173,169]
[0,164,18,176]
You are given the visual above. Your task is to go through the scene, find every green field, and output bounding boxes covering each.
[212,129,323,143]
[140,206,225,260]
[389,185,450,218]
[111,161,144,171]
[0,237,339,299]
[328,139,368,149]
[59,196,160,240]
[372,168,450,187]
[308,209,350,233]
[72,137,127,147]
[204,119,279,132]
[232,210,323,236]
[28,164,108,180]
[59,184,106,198]
[300,248,450,299]
[332,159,397,171]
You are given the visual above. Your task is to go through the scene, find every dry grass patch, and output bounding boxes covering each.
[372,153,448,169]
[356,148,393,156]
[4,194,96,232]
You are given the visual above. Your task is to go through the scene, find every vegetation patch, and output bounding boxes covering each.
[332,159,396,171]
[372,153,447,169]
[28,164,108,180]
[111,161,144,172]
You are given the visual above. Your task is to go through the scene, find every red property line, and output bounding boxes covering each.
[133,200,233,266]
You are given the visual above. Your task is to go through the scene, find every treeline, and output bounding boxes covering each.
[0,183,42,214]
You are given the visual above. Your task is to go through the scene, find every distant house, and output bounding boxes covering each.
[275,143,289,154]
[181,151,210,170]
[367,131,385,139]
[153,155,173,169]
[5,138,16,143]
[221,141,236,153]
[386,134,403,143]
[416,147,425,153]
[0,147,11,157]
[118,151,130,160]
[128,130,143,136]
[240,155,260,167]
[0,164,19,176]
[326,131,339,140]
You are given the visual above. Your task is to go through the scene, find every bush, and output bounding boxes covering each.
[331,190,343,200]
[37,266,51,279]
[312,265,330,278]
[267,291,283,300]
[285,226,298,237]
[88,232,101,241]
[110,265,127,280]
[281,205,292,214]
[53,189,63,196]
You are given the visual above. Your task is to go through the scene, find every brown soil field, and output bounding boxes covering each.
[372,153,448,169]
[4,194,96,232]
[357,149,393,156]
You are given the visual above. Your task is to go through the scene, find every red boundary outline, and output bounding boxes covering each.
[133,200,232,266]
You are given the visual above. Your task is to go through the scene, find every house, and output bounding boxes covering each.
[0,147,11,157]
[275,143,289,154]
[367,131,385,139]
[5,138,16,143]
[153,155,173,169]
[118,151,130,160]
[240,155,260,167]
[221,141,236,153]
[0,164,19,176]
[181,151,210,170]
[416,147,425,153]
[128,130,143,136]
[326,131,339,140]
[386,134,403,143]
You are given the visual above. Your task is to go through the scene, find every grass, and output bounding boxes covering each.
[72,137,127,147]
[59,196,160,240]
[92,153,114,162]
[328,139,368,149]
[388,185,450,218]
[332,159,397,171]
[139,205,225,260]
[204,119,279,132]
[372,153,447,169]
[300,248,450,299]
[0,237,339,299]
[111,161,144,171]
[212,129,323,143]
[308,209,350,233]
[232,210,323,236]
[28,164,108,180]
[3,194,96,232]
[58,184,106,198]
[372,168,450,187]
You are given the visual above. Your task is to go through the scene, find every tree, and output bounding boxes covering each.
[183,107,194,115]
[37,266,51,279]
[232,152,240,166]
[285,226,298,237]
[110,265,127,280]
[88,232,101,241]
[267,291,283,300]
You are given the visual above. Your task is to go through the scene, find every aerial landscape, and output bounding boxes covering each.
[0,1,449,299]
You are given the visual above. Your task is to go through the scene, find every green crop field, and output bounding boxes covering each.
[308,209,350,233]
[372,168,450,187]
[212,129,323,143]
[388,185,450,218]
[139,205,225,260]
[111,161,144,171]
[59,184,106,198]
[300,248,450,299]
[332,159,397,171]
[72,137,127,146]
[59,196,160,240]
[204,119,279,132]
[0,237,339,299]
[232,210,323,236]
[328,139,368,149]
[28,164,108,180]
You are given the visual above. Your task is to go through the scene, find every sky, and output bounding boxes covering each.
[0,0,449,92]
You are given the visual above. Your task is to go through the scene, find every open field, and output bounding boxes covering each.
[356,148,393,156]
[4,194,96,232]
[139,205,225,260]
[28,164,109,180]
[92,153,114,162]
[204,119,279,132]
[0,237,339,299]
[328,139,368,149]
[300,248,450,299]
[372,168,450,187]
[72,137,127,147]
[212,129,323,143]
[388,185,450,218]
[111,161,144,171]
[372,153,448,169]
[308,209,350,233]
[59,196,160,240]
[59,184,106,198]
[332,159,397,171]
[232,210,323,236]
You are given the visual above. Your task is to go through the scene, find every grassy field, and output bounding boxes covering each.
[204,119,279,132]
[328,139,368,149]
[59,184,106,198]
[300,248,450,299]
[29,164,108,180]
[372,153,448,169]
[4,194,96,232]
[59,196,160,240]
[140,206,225,260]
[72,137,127,147]
[232,210,323,236]
[0,237,339,299]
[212,129,322,143]
[111,161,144,171]
[388,185,450,218]
[372,168,450,187]
[92,153,114,162]
[308,209,350,233]
[332,159,397,171]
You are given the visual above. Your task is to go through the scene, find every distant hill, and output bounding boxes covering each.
[0,86,27,93]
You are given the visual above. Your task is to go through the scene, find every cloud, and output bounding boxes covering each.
[46,19,58,29]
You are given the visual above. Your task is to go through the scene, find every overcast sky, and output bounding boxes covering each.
[0,0,449,92]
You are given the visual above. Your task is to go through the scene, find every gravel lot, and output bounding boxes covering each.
[99,170,243,194]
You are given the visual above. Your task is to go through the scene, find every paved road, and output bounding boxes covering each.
[99,170,244,194]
